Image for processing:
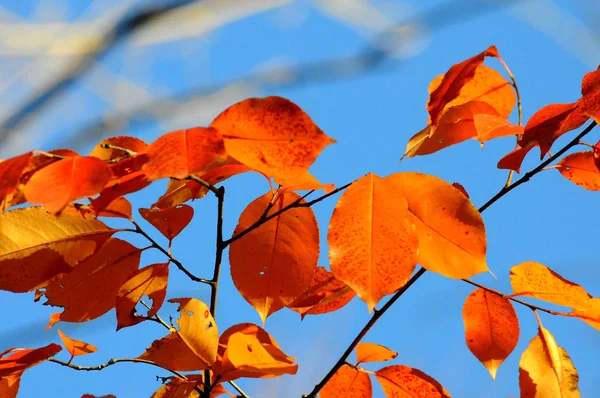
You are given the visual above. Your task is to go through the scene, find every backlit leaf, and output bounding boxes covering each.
[385,172,487,279]
[139,333,208,371]
[116,262,169,330]
[555,151,600,190]
[0,152,33,212]
[462,288,519,379]
[356,342,398,364]
[473,114,523,144]
[321,364,372,398]
[139,205,194,241]
[579,67,600,121]
[519,325,580,397]
[142,127,227,181]
[274,171,334,195]
[24,156,112,214]
[169,298,218,369]
[210,96,336,180]
[56,329,97,361]
[375,365,451,398]
[427,45,500,126]
[287,266,356,319]
[89,136,148,161]
[44,238,141,325]
[213,323,297,383]
[0,343,62,398]
[328,173,419,311]
[497,142,536,173]
[230,191,319,323]
[0,207,115,293]
[90,171,151,212]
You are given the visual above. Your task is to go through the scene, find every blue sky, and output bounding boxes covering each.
[1,1,600,397]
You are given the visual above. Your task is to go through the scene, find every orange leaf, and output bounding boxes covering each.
[555,151,600,190]
[356,342,398,364]
[274,171,334,195]
[142,127,227,181]
[139,333,208,371]
[462,288,519,379]
[427,46,500,126]
[385,172,488,279]
[473,114,524,143]
[138,205,194,241]
[90,171,152,212]
[229,191,319,323]
[64,197,133,220]
[150,375,233,398]
[375,365,451,398]
[44,238,141,325]
[519,324,580,397]
[89,136,148,161]
[580,67,600,121]
[0,207,115,293]
[321,364,372,398]
[510,262,593,310]
[328,173,419,311]
[116,262,169,330]
[24,156,112,214]
[287,266,356,319]
[169,298,219,369]
[518,102,589,159]
[0,343,62,398]
[56,329,97,360]
[210,96,336,180]
[213,323,297,383]
[496,141,536,173]
[0,152,33,212]
[451,182,469,198]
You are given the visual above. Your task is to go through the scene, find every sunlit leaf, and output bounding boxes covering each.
[375,365,451,398]
[0,207,115,293]
[116,262,169,330]
[169,298,218,368]
[385,172,487,279]
[579,66,600,122]
[90,171,152,212]
[0,152,33,212]
[473,114,523,144]
[139,333,208,371]
[555,151,600,190]
[56,329,97,361]
[356,342,398,364]
[497,141,536,173]
[230,191,319,323]
[274,171,334,195]
[519,324,580,397]
[462,288,519,379]
[44,238,141,325]
[329,173,419,311]
[89,136,148,161]
[142,127,227,181]
[287,266,356,319]
[321,364,372,398]
[138,205,194,241]
[210,96,336,180]
[24,156,112,214]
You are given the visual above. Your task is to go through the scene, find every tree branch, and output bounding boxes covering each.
[49,357,187,380]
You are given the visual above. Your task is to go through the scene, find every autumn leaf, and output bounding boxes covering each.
[169,298,219,369]
[213,323,297,383]
[56,329,97,363]
[210,96,336,180]
[496,141,536,173]
[116,262,169,330]
[139,333,208,371]
[328,173,419,311]
[427,45,500,126]
[0,152,33,212]
[150,375,233,398]
[356,342,398,364]
[555,151,600,190]
[90,171,151,212]
[287,266,356,319]
[142,127,227,181]
[473,113,524,144]
[385,172,488,279]
[138,205,194,241]
[375,365,451,398]
[24,156,113,214]
[64,197,133,220]
[0,207,115,293]
[44,238,142,325]
[519,324,580,397]
[274,171,334,195]
[229,191,319,323]
[321,364,372,398]
[462,288,519,379]
[0,343,62,398]
[89,136,148,161]
[579,66,600,122]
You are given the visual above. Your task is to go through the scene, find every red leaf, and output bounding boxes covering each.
[90,171,151,212]
[0,152,33,212]
[138,205,194,241]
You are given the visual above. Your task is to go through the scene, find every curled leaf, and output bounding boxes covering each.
[356,342,398,364]
[56,329,97,361]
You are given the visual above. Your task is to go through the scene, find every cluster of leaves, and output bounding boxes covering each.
[1,46,600,398]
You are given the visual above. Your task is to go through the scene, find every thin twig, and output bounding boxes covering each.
[49,357,187,379]
[189,174,220,196]
[303,120,598,397]
[127,221,211,284]
[100,143,137,157]
[140,300,175,332]
[229,381,250,398]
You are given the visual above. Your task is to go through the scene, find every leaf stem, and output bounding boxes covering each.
[497,56,522,188]
[302,120,598,397]
[140,299,175,332]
